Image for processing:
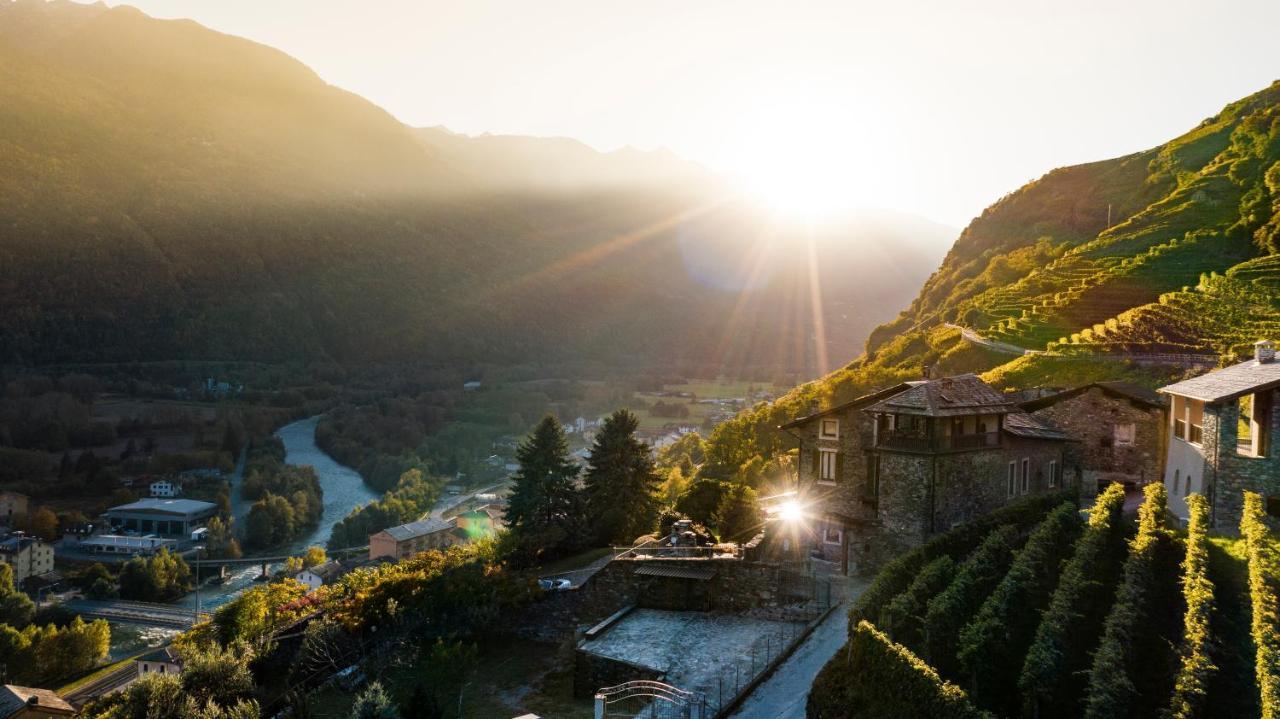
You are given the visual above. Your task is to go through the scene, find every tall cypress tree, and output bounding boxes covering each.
[583,409,660,545]
[505,416,581,560]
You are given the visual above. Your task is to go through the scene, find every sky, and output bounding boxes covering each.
[108,0,1280,227]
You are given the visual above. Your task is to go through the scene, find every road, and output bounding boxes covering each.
[728,578,867,719]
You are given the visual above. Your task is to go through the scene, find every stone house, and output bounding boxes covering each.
[368,517,461,560]
[1021,381,1168,498]
[781,374,1072,573]
[1159,339,1280,527]
[0,493,28,528]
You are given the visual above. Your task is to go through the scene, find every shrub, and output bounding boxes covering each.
[1163,493,1217,719]
[1085,482,1183,719]
[880,555,957,653]
[806,621,990,719]
[957,502,1082,715]
[1019,483,1128,719]
[851,491,1072,627]
[1242,492,1280,719]
[922,525,1020,678]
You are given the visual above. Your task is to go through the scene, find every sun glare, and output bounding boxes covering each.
[778,500,805,523]
[725,90,865,221]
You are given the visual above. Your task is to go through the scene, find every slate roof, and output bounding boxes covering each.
[778,382,923,429]
[864,374,1015,417]
[301,560,345,581]
[1020,381,1167,412]
[378,517,454,542]
[0,686,74,718]
[1002,412,1072,441]
[137,647,181,664]
[1159,357,1280,403]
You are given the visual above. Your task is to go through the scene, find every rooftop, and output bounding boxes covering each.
[778,381,922,429]
[137,647,181,664]
[865,374,1015,417]
[1002,412,1072,441]
[1159,356,1280,403]
[378,517,455,542]
[107,498,217,515]
[0,686,74,718]
[1020,381,1167,412]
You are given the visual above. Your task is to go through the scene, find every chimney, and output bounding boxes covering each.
[26,696,38,707]
[1256,339,1276,365]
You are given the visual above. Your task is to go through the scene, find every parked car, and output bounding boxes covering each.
[538,578,572,591]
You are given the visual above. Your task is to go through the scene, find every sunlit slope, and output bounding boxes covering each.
[871,80,1280,358]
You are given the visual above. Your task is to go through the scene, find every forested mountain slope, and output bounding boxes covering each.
[697,81,1280,481]
[0,0,953,375]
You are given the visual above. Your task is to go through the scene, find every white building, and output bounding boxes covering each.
[76,534,177,556]
[149,480,181,498]
[295,560,345,591]
[136,647,181,679]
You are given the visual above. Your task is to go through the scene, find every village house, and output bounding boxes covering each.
[135,647,182,680]
[149,479,181,498]
[1159,339,1280,527]
[0,686,74,719]
[0,493,28,528]
[369,517,461,560]
[0,534,54,586]
[1021,381,1168,498]
[294,559,346,591]
[781,374,1072,573]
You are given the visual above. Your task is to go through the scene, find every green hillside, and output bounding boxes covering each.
[0,0,952,375]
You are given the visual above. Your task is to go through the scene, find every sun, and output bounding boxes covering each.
[724,91,865,221]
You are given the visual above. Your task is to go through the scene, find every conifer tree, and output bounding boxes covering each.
[505,416,582,559]
[583,409,660,545]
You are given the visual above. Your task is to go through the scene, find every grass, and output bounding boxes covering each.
[56,654,139,695]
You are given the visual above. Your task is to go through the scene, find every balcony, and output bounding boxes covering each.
[876,430,1001,453]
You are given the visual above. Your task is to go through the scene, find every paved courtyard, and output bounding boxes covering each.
[579,608,806,702]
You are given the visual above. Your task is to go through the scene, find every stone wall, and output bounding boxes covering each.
[792,407,879,565]
[1203,390,1280,529]
[1030,387,1166,499]
[573,651,662,699]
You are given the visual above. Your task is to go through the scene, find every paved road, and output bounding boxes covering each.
[728,578,868,719]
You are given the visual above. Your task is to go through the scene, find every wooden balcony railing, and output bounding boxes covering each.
[877,430,1001,453]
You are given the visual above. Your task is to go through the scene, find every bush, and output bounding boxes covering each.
[922,525,1020,678]
[957,502,1082,715]
[1085,482,1183,719]
[1242,492,1280,719]
[1163,493,1216,719]
[880,555,956,654]
[1020,483,1128,719]
[807,621,990,719]
[851,490,1073,627]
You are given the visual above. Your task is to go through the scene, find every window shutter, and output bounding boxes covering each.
[835,452,845,481]
[811,447,820,477]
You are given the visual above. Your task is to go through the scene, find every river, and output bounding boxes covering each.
[170,415,380,612]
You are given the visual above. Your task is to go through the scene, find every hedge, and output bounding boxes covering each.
[1163,493,1216,719]
[806,621,991,719]
[851,490,1074,627]
[880,555,956,654]
[957,502,1083,716]
[1019,483,1128,719]
[922,525,1020,678]
[1242,492,1280,719]
[1085,482,1183,719]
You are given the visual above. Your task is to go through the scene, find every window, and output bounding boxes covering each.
[1173,395,1187,440]
[823,526,843,545]
[1189,399,1205,445]
[819,449,839,483]
[820,418,839,438]
[1048,460,1057,488]
[1021,459,1030,493]
[865,456,880,500]
[1007,462,1016,498]
[1113,424,1136,447]
[1184,475,1193,498]
[1267,495,1280,518]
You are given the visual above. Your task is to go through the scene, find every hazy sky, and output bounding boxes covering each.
[109,0,1280,226]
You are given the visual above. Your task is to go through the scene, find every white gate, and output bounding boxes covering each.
[594,680,708,719]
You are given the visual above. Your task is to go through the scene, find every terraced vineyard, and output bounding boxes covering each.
[1050,258,1280,361]
[808,485,1280,719]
